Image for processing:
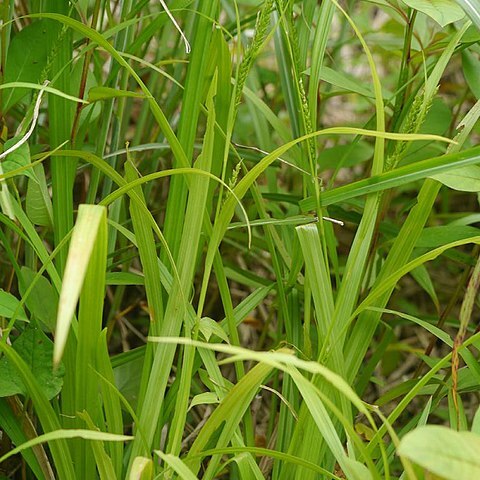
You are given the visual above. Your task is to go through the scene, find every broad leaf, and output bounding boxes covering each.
[398,425,480,480]
[2,137,37,182]
[416,225,480,248]
[315,66,373,98]
[2,20,49,111]
[430,165,480,191]
[199,317,229,342]
[0,289,28,321]
[462,50,480,100]
[403,0,465,27]
[19,266,58,331]
[188,392,219,411]
[0,325,64,399]
[26,178,52,227]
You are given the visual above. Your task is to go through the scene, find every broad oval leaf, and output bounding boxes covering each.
[416,225,480,248]
[0,289,28,321]
[430,165,480,191]
[2,137,37,182]
[188,392,219,411]
[462,50,480,100]
[2,20,49,111]
[199,317,229,342]
[0,325,64,399]
[26,177,52,227]
[19,266,58,331]
[398,425,480,480]
[402,0,465,27]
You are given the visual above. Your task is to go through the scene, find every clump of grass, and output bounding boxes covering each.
[1,1,480,479]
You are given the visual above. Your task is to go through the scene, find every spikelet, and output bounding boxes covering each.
[288,7,317,172]
[235,0,275,107]
[385,87,435,171]
[229,158,243,191]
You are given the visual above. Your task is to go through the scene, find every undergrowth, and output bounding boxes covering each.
[1,1,480,479]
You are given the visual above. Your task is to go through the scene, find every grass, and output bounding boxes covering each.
[1,1,480,479]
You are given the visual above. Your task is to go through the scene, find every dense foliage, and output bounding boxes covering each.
[1,1,480,479]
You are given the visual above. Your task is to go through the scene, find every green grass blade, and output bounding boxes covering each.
[28,12,190,170]
[456,0,480,29]
[128,457,153,480]
[96,330,124,479]
[296,224,334,341]
[308,2,335,128]
[54,205,107,366]
[124,160,164,412]
[43,1,75,273]
[127,75,218,471]
[78,411,119,480]
[186,361,274,477]
[162,0,219,261]
[300,145,480,211]
[155,450,199,480]
[192,446,343,479]
[74,204,108,479]
[0,428,131,466]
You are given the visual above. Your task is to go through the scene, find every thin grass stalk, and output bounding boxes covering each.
[71,205,108,479]
[126,78,216,473]
[96,330,124,478]
[44,1,75,274]
[86,0,135,203]
[162,0,219,262]
[286,2,387,475]
[125,160,164,410]
[307,1,335,130]
[345,22,473,386]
